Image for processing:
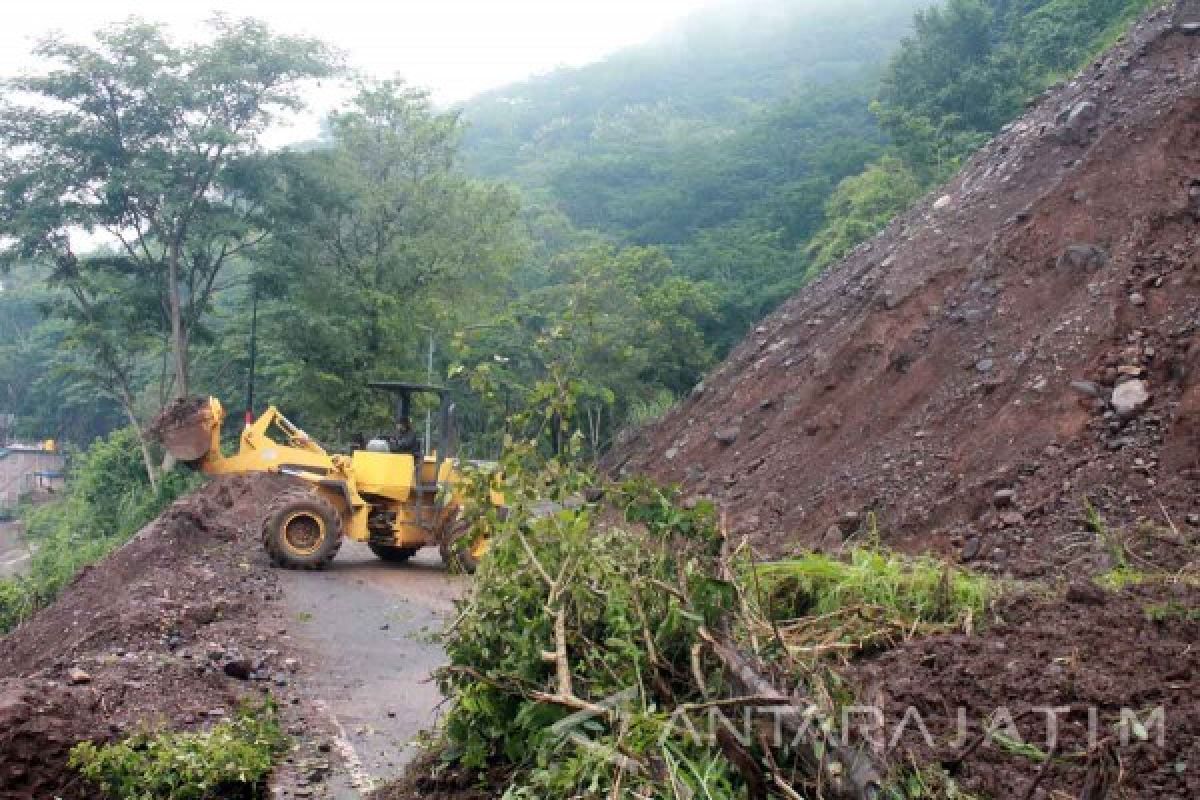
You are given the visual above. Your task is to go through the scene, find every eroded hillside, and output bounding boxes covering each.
[618,7,1200,581]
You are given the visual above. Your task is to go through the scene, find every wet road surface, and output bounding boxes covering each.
[276,541,465,797]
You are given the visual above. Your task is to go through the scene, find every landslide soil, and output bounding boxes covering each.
[0,474,335,800]
[617,10,1200,581]
[611,5,1200,799]
[850,582,1199,798]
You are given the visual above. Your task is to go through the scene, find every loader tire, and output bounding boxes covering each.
[261,489,343,570]
[439,517,486,575]
[368,543,419,564]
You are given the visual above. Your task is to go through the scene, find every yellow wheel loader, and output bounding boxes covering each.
[155,382,496,572]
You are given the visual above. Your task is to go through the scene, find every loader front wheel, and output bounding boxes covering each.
[261,490,343,570]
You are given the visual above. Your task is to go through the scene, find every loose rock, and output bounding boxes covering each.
[1111,379,1151,417]
[223,660,254,681]
[1066,582,1107,606]
[1056,244,1109,271]
[961,537,983,562]
[713,427,740,446]
[1059,100,1099,144]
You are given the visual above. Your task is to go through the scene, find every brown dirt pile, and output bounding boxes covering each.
[369,751,503,800]
[0,474,305,800]
[616,9,1200,584]
[848,582,1199,798]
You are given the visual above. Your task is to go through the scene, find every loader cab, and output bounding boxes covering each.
[361,381,458,496]
[366,381,456,460]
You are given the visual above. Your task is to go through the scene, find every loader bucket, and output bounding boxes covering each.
[151,397,219,463]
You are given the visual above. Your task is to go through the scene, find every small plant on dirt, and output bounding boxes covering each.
[1143,602,1200,622]
[626,389,677,428]
[1083,498,1129,567]
[886,763,982,799]
[0,579,35,632]
[1080,499,1156,591]
[68,701,286,800]
[991,732,1050,763]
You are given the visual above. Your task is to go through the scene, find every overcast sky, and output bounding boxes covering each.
[0,1,717,109]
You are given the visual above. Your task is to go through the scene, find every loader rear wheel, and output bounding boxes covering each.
[261,490,343,570]
[368,543,419,564]
[439,518,488,574]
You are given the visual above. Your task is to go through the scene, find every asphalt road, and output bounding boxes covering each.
[276,541,465,797]
[0,520,31,578]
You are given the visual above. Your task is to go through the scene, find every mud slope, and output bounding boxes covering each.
[619,7,1200,578]
[0,475,326,800]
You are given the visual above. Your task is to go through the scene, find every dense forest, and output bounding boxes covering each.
[0,0,1157,471]
[459,0,1156,354]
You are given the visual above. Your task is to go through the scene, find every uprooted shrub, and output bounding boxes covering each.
[68,702,285,800]
[437,455,994,799]
[442,475,739,796]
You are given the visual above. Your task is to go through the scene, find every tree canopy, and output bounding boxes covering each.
[0,16,335,396]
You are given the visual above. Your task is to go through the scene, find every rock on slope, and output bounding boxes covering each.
[619,6,1200,579]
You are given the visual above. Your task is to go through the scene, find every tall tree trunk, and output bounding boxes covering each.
[118,393,159,492]
[167,239,189,398]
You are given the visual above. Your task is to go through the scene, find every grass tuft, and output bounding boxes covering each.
[753,548,993,660]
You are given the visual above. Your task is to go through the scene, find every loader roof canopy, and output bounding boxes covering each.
[367,381,450,422]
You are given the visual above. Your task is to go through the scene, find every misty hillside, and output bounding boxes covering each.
[460,0,925,184]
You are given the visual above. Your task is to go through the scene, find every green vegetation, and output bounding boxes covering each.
[888,766,983,799]
[462,0,925,357]
[257,80,526,438]
[803,0,1157,266]
[803,156,923,272]
[757,548,992,655]
[0,264,124,444]
[69,702,285,800]
[1080,498,1200,591]
[436,419,994,797]
[877,0,1158,182]
[0,428,199,632]
[1143,602,1200,622]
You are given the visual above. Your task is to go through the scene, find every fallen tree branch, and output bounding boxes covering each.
[700,629,884,800]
